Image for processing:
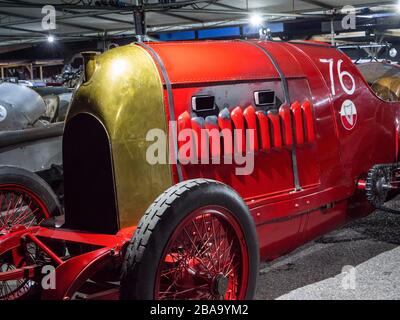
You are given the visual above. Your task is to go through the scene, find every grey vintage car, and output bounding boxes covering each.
[0,83,69,199]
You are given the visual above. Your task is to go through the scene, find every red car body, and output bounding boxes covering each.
[140,40,398,260]
[1,40,399,300]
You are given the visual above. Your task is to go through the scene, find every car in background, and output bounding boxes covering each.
[0,83,69,202]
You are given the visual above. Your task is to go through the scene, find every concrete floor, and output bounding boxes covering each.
[255,204,400,300]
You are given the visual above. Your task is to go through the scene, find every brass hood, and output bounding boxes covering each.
[66,44,172,228]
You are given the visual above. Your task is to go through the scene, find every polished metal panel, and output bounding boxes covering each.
[0,136,62,172]
[0,83,46,131]
[67,44,173,228]
[372,77,400,102]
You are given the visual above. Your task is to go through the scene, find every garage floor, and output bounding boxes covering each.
[256,201,400,300]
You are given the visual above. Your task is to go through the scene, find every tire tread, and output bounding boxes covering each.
[120,178,258,300]
[122,179,215,279]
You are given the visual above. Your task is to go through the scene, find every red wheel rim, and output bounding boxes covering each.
[0,183,50,300]
[155,206,249,300]
[0,184,50,234]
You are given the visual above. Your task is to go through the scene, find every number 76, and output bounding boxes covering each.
[320,58,356,96]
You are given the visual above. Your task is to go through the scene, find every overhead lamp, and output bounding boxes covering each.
[390,47,398,58]
[47,35,55,43]
[250,14,263,27]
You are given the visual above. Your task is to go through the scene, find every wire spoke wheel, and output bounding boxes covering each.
[0,184,50,300]
[0,249,36,300]
[120,180,258,301]
[0,185,50,234]
[155,206,249,300]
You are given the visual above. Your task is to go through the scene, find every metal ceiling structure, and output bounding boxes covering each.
[0,0,398,47]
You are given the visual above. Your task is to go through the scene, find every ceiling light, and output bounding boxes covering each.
[250,14,263,27]
[47,35,55,43]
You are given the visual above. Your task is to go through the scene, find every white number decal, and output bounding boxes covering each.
[320,58,335,95]
[320,58,355,96]
[337,59,356,95]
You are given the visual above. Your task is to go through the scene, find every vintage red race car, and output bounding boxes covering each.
[1,39,400,300]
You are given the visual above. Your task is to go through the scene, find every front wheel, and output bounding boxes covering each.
[120,179,259,300]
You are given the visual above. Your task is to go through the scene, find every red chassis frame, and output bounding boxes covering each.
[0,225,135,300]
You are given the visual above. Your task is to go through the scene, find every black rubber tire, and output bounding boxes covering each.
[0,166,62,217]
[0,166,63,300]
[120,179,259,300]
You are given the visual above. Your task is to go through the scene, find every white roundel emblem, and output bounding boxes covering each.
[340,99,357,130]
[0,105,7,122]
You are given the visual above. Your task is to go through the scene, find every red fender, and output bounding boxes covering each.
[290,101,305,145]
[231,106,246,154]
[191,117,207,161]
[218,108,233,157]
[267,110,282,148]
[301,100,315,143]
[279,104,293,147]
[243,105,259,152]
[256,110,271,152]
[177,111,192,162]
[205,115,221,160]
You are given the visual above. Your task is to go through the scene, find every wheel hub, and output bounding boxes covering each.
[155,207,249,300]
[366,166,392,207]
[375,176,388,194]
[213,274,229,297]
